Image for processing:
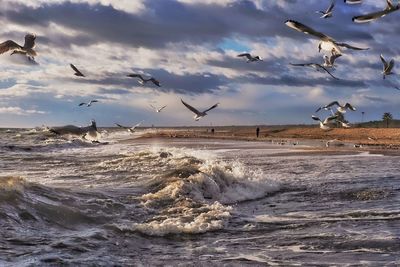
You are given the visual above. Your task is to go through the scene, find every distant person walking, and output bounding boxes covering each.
[256,127,260,138]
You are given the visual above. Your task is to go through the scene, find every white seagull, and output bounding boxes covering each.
[285,20,369,55]
[237,53,263,62]
[352,0,399,23]
[181,99,219,121]
[127,74,161,87]
[290,62,340,79]
[115,121,143,133]
[312,115,338,130]
[150,104,167,113]
[316,0,335,18]
[0,33,37,60]
[380,54,395,79]
[316,101,356,113]
[323,53,342,68]
[79,100,99,107]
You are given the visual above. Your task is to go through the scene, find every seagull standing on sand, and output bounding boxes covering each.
[0,33,37,60]
[150,104,167,113]
[127,74,161,87]
[352,0,399,23]
[79,100,98,107]
[237,53,263,62]
[316,101,356,113]
[312,115,338,130]
[316,0,335,18]
[115,121,143,133]
[380,54,395,79]
[70,64,85,77]
[285,20,369,55]
[289,63,340,79]
[181,99,219,121]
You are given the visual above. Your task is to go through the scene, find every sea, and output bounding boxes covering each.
[0,128,399,266]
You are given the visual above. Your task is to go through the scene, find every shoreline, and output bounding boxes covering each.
[136,127,400,152]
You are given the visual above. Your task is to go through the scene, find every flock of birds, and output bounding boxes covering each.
[0,0,399,134]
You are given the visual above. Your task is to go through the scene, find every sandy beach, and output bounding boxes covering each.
[139,126,400,150]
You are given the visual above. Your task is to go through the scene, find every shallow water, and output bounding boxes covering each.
[0,129,399,266]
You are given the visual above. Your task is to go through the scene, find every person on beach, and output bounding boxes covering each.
[256,127,260,138]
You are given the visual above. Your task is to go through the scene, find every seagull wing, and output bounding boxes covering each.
[387,59,395,72]
[323,115,338,124]
[203,103,219,113]
[23,34,36,49]
[150,78,161,87]
[238,53,251,59]
[90,100,99,104]
[325,101,340,109]
[181,99,201,115]
[0,40,22,54]
[316,64,340,79]
[115,123,128,129]
[285,20,331,41]
[127,74,145,81]
[335,42,369,50]
[311,115,321,122]
[79,102,86,106]
[326,0,335,13]
[70,64,85,76]
[159,105,167,111]
[315,107,323,113]
[352,9,396,23]
[290,63,312,67]
[344,103,356,111]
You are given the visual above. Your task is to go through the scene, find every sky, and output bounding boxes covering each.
[0,0,399,127]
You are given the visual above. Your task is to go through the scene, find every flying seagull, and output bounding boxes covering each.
[380,54,395,79]
[316,101,356,113]
[323,53,341,68]
[289,63,340,80]
[352,0,399,23]
[312,115,338,130]
[150,104,167,113]
[70,64,85,77]
[317,0,335,18]
[0,33,37,60]
[181,99,219,121]
[285,20,369,55]
[115,121,143,133]
[344,0,362,4]
[79,100,98,107]
[237,53,263,62]
[127,74,161,87]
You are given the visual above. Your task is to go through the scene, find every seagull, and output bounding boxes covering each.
[79,100,98,107]
[316,101,356,113]
[181,99,219,121]
[312,115,338,130]
[70,64,85,77]
[289,63,340,79]
[115,121,143,133]
[127,74,161,87]
[344,0,362,4]
[285,20,369,55]
[237,53,263,62]
[380,54,395,79]
[352,0,399,23]
[0,33,37,60]
[150,104,167,113]
[317,0,335,18]
[323,53,342,68]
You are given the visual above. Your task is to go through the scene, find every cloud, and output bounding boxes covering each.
[0,106,48,115]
